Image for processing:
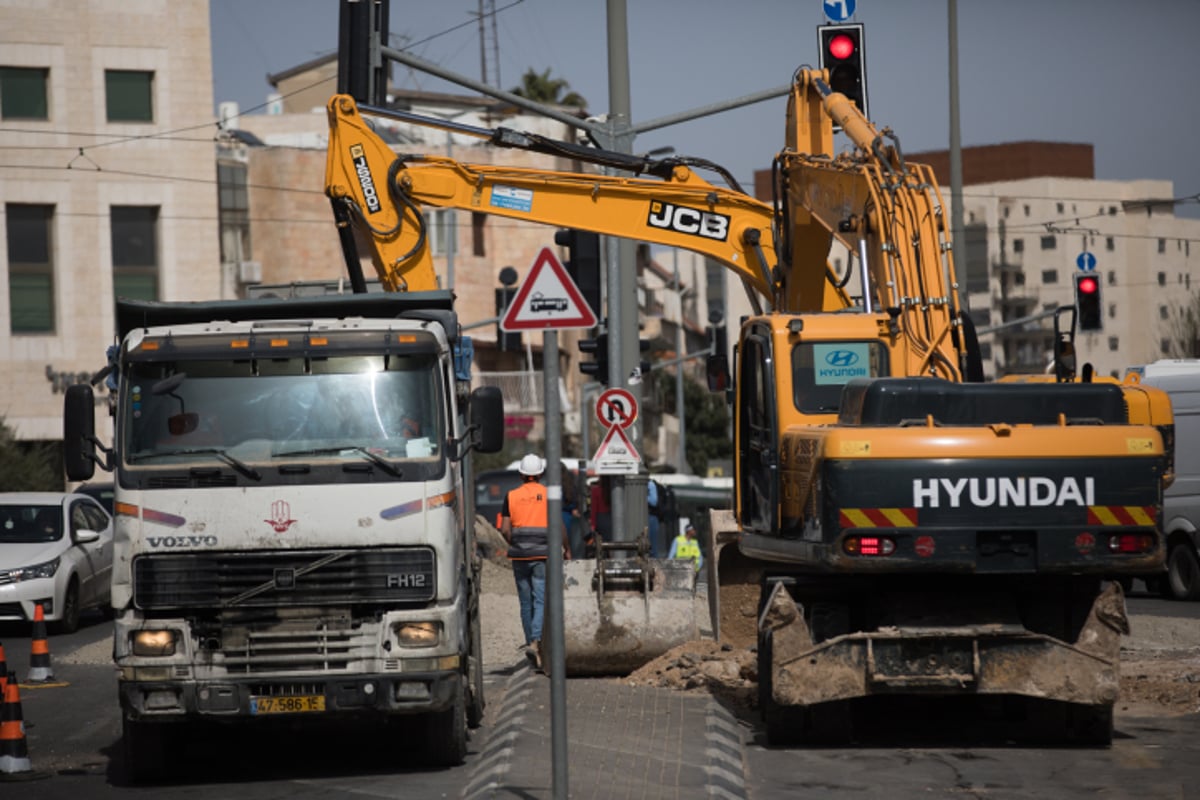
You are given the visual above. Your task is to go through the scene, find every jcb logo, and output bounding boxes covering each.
[647,201,729,242]
[350,143,382,214]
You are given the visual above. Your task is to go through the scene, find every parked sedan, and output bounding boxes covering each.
[0,492,114,633]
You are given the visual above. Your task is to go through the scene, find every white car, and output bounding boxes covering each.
[0,492,114,633]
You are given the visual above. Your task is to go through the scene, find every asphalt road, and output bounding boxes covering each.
[2,595,1198,798]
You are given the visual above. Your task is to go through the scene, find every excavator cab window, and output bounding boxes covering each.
[791,341,888,414]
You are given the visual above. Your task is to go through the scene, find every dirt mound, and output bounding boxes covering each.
[1119,650,1200,717]
[624,639,758,714]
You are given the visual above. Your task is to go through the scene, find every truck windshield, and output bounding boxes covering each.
[122,354,443,465]
[791,341,887,414]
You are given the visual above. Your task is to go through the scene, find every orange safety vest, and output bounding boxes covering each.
[507,481,549,560]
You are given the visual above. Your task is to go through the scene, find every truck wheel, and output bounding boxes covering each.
[467,609,486,729]
[1167,543,1200,600]
[425,675,467,767]
[121,717,167,785]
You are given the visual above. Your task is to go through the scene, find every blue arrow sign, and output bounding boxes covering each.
[1076,252,1097,272]
[824,0,856,22]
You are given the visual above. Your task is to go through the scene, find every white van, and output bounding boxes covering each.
[1129,360,1200,599]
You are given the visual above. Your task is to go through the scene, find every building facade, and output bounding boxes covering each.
[1,0,221,450]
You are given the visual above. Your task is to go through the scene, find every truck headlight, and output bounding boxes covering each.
[1,557,61,582]
[132,629,177,656]
[393,621,441,647]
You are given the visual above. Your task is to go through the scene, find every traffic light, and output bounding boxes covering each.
[1074,272,1103,331]
[554,228,601,319]
[579,332,609,385]
[818,23,868,121]
[495,266,521,351]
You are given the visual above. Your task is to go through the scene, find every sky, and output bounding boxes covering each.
[209,0,1200,219]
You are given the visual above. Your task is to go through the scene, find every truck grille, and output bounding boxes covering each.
[133,548,437,609]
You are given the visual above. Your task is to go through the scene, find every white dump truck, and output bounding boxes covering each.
[63,291,503,782]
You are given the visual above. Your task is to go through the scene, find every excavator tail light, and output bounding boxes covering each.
[843,535,895,556]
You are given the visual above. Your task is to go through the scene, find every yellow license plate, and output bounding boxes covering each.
[251,695,326,715]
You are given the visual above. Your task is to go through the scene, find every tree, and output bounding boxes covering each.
[0,417,61,491]
[509,68,587,110]
[645,369,732,476]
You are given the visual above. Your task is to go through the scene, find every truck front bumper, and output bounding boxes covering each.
[119,668,460,721]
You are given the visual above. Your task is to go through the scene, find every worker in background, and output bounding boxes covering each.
[668,522,703,572]
[646,477,661,556]
[500,454,569,673]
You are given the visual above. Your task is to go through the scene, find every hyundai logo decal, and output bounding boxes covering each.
[824,350,860,367]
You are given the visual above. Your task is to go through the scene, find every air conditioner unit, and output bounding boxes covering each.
[237,261,262,283]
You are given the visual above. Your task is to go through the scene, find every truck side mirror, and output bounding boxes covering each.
[469,386,504,453]
[64,384,97,482]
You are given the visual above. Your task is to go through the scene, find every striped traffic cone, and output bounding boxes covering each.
[0,673,31,777]
[27,606,53,683]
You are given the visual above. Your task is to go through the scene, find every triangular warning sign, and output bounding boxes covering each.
[500,247,598,332]
[593,423,641,464]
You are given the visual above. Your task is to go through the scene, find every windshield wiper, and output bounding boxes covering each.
[129,448,263,481]
[275,445,403,478]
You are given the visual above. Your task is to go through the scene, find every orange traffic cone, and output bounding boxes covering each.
[0,673,32,777]
[27,606,53,683]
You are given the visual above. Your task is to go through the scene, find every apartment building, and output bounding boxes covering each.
[1,0,220,451]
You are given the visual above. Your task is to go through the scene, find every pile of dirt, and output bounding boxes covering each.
[624,639,757,714]
[1118,650,1200,717]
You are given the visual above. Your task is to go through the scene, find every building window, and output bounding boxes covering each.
[1012,238,1024,253]
[1108,206,1118,215]
[1157,238,1166,254]
[105,69,153,122]
[429,209,454,256]
[1023,204,1030,216]
[1107,270,1116,286]
[111,206,159,300]
[217,162,251,262]
[1002,206,1010,219]
[0,66,49,120]
[471,212,486,257]
[1040,235,1056,250]
[1161,338,1171,354]
[1105,236,1114,251]
[1056,202,1064,213]
[1160,305,1169,320]
[1157,271,1166,287]
[1108,303,1116,319]
[1041,269,1058,284]
[6,204,55,333]
[1108,337,1119,352]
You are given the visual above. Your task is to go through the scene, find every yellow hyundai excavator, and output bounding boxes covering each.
[323,68,1174,742]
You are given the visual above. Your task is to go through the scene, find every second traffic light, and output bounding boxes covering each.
[1075,272,1103,331]
[818,23,868,121]
[554,228,601,319]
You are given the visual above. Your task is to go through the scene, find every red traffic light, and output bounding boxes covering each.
[829,33,856,60]
[1077,275,1099,295]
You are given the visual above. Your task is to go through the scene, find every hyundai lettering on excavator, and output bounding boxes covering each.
[322,61,1172,743]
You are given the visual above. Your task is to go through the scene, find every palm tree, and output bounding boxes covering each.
[510,68,587,110]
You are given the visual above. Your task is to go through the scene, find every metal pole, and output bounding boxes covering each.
[606,0,646,544]
[543,330,568,799]
[948,0,966,310]
[446,129,456,289]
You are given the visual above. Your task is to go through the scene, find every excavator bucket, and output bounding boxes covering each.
[560,538,699,676]
[706,509,763,649]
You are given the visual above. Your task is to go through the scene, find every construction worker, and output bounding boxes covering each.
[668,522,703,572]
[500,453,569,672]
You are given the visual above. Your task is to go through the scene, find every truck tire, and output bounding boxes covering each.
[120,717,168,785]
[1166,542,1200,600]
[467,608,486,729]
[425,675,468,767]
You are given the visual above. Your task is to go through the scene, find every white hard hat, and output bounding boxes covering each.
[518,454,545,476]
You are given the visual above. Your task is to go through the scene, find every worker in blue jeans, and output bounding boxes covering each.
[501,454,569,672]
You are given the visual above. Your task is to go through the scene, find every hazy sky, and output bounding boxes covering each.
[210,0,1200,218]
